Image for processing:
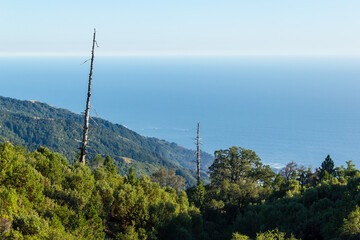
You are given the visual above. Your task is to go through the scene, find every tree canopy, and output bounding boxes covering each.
[1,142,360,239]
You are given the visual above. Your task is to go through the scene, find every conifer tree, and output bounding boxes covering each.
[319,155,335,180]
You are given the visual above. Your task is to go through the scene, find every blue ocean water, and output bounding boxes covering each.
[1,56,360,169]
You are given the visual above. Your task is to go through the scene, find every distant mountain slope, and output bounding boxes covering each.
[0,96,213,184]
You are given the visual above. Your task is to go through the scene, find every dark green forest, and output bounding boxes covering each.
[0,96,213,185]
[1,143,360,239]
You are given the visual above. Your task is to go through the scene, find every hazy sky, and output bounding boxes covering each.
[2,1,360,56]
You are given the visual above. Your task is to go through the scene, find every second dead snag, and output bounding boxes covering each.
[196,122,201,183]
[80,28,96,165]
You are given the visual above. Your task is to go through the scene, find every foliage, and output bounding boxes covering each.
[231,232,250,240]
[319,155,335,180]
[151,167,186,191]
[342,205,360,239]
[0,143,202,239]
[256,228,299,240]
[207,147,275,210]
[187,180,206,209]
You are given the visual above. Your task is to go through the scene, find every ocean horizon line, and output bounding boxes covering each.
[1,52,360,57]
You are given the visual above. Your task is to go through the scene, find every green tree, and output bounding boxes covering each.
[187,180,206,209]
[0,187,17,235]
[297,165,311,190]
[208,147,274,210]
[209,147,272,186]
[344,160,360,179]
[151,167,186,191]
[256,228,299,240]
[342,205,360,239]
[125,167,137,185]
[272,173,285,191]
[319,155,335,180]
[116,225,143,240]
[103,156,118,175]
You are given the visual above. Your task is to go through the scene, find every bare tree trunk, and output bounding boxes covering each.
[196,122,201,183]
[80,28,96,165]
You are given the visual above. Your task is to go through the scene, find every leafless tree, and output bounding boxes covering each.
[196,122,201,183]
[80,28,96,165]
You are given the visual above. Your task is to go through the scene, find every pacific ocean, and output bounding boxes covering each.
[1,56,360,169]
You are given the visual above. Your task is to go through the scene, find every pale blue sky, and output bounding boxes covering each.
[1,1,360,56]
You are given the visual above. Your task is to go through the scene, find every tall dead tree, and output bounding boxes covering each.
[80,28,96,165]
[196,122,201,183]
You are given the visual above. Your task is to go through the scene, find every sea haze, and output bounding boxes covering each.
[1,56,360,169]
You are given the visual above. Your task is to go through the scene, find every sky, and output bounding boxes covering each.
[1,1,360,56]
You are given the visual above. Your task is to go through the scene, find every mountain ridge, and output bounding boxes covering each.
[0,95,214,185]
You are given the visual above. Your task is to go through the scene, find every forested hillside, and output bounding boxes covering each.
[0,143,200,239]
[2,143,360,239]
[0,96,213,185]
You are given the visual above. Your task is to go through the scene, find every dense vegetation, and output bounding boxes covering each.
[186,147,360,240]
[0,96,214,185]
[0,143,201,239]
[1,143,360,239]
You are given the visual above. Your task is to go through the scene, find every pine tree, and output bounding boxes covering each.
[319,155,335,180]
